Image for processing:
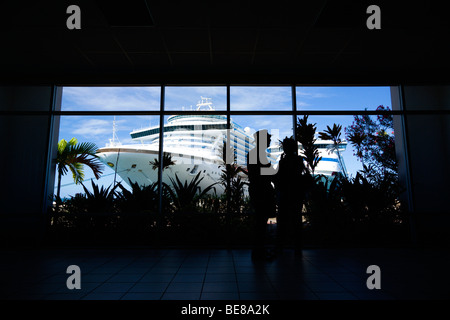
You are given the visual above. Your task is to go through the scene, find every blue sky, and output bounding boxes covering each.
[56,86,392,198]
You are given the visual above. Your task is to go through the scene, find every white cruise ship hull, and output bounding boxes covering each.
[97,146,226,195]
[97,145,344,196]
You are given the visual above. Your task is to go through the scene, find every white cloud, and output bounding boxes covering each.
[62,87,161,111]
[72,119,112,137]
[165,87,227,110]
[296,101,310,108]
[296,91,328,98]
[230,87,292,110]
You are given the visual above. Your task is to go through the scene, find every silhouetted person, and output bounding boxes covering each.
[247,130,277,261]
[275,137,306,255]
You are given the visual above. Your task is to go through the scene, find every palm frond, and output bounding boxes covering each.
[68,162,84,184]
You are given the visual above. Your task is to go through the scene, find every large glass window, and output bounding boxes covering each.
[49,85,408,246]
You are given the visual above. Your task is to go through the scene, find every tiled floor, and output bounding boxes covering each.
[0,247,449,300]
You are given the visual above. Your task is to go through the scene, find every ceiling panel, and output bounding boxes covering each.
[113,28,165,53]
[162,28,210,53]
[211,29,258,53]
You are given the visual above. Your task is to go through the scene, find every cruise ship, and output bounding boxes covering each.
[96,97,347,195]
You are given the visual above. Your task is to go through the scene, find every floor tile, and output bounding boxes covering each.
[54,282,101,294]
[173,273,205,283]
[43,292,86,300]
[278,291,318,300]
[109,274,143,282]
[140,273,175,282]
[205,274,236,282]
[202,282,239,293]
[207,267,235,274]
[201,292,239,300]
[316,292,359,300]
[129,282,169,293]
[82,292,125,300]
[238,281,275,293]
[93,282,135,293]
[161,292,201,300]
[239,292,279,300]
[166,282,203,293]
[178,267,207,274]
[305,281,347,292]
[82,274,112,282]
[121,292,162,300]
[150,267,179,274]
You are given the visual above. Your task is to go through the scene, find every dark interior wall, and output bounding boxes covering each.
[401,86,450,243]
[0,86,60,245]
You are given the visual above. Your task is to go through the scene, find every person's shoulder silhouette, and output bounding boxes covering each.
[247,129,274,180]
[277,137,305,191]
[246,129,276,215]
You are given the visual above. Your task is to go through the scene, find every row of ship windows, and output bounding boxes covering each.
[131,124,230,139]
[168,115,227,122]
[143,134,254,151]
[131,123,251,141]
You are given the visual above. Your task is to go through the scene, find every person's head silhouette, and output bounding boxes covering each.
[281,137,297,155]
[254,129,271,148]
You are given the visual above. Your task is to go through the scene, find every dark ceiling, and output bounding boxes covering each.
[1,0,449,85]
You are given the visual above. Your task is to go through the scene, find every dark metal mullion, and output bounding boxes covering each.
[48,110,408,116]
[399,85,417,244]
[7,109,450,117]
[291,85,298,142]
[157,86,165,220]
[226,85,231,234]
[41,85,58,216]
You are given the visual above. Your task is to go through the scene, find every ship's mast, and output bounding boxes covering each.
[109,116,121,146]
[196,96,214,110]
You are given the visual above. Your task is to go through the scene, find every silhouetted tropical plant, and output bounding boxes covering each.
[80,180,119,214]
[345,105,397,178]
[164,171,218,213]
[116,179,159,214]
[56,137,104,198]
[226,173,248,215]
[319,123,347,178]
[341,168,404,226]
[218,141,250,215]
[296,115,322,175]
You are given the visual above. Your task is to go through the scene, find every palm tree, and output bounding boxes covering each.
[346,130,367,167]
[56,138,104,199]
[319,123,347,179]
[149,153,176,172]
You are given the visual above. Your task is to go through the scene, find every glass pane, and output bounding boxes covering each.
[299,115,362,178]
[164,86,226,111]
[160,113,226,196]
[231,115,294,166]
[296,113,408,246]
[230,86,292,110]
[61,86,161,111]
[55,115,160,199]
[296,86,391,111]
[294,114,399,178]
[160,112,232,244]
